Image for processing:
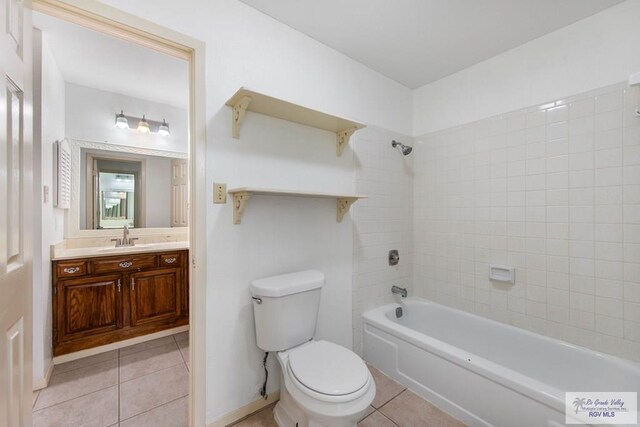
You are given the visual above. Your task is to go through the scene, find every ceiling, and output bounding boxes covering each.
[33,12,189,108]
[239,0,624,89]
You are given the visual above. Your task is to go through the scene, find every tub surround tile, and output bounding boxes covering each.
[34,358,118,410]
[33,386,118,427]
[379,390,466,427]
[120,396,188,427]
[414,83,640,363]
[119,364,189,420]
[368,365,406,409]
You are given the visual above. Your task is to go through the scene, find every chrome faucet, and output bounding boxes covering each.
[391,285,407,298]
[110,224,138,247]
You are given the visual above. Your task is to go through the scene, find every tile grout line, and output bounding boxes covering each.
[53,352,120,377]
[33,384,119,414]
[118,362,187,386]
[376,409,401,426]
[373,387,406,411]
[118,395,187,423]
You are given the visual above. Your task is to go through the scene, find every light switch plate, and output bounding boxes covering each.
[213,183,227,203]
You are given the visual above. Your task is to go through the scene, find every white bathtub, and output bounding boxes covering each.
[363,298,640,427]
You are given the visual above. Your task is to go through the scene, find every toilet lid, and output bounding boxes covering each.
[288,341,369,396]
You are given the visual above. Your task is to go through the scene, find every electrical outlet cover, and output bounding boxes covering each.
[214,183,227,203]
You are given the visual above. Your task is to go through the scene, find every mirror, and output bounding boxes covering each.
[72,141,188,231]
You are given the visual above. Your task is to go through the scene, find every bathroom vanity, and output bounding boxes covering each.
[51,245,189,356]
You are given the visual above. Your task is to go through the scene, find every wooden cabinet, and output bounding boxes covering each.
[52,250,188,356]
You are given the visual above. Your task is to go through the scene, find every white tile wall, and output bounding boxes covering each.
[413,82,640,362]
[352,127,414,355]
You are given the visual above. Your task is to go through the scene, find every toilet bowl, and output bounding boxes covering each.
[273,340,376,427]
[250,270,375,427]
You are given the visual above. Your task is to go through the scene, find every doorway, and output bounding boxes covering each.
[30,1,206,425]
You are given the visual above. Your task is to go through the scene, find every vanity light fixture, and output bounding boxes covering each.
[137,115,150,133]
[158,119,170,136]
[115,110,129,129]
[114,111,171,135]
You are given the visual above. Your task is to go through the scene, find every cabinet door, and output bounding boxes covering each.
[129,268,182,326]
[56,274,122,343]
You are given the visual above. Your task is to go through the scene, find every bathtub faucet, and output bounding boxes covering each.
[391,285,407,298]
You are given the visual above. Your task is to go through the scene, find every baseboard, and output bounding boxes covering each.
[53,325,189,364]
[33,360,54,391]
[207,391,280,427]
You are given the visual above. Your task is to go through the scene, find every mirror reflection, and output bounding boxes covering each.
[80,148,187,230]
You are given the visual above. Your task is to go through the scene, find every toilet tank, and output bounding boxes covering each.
[250,270,324,352]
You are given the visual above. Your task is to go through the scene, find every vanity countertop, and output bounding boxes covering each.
[51,241,189,261]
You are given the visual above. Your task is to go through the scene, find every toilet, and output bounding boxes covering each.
[250,270,376,427]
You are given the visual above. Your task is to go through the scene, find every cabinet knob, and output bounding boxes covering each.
[117,279,121,292]
[164,257,177,264]
[119,261,133,269]
[131,278,135,291]
[63,267,80,274]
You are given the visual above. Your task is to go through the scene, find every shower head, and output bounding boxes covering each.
[391,140,412,156]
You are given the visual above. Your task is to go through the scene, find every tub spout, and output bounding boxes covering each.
[391,285,407,298]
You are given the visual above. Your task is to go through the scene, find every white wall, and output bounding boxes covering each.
[352,127,414,355]
[65,83,188,154]
[97,0,413,423]
[413,0,640,135]
[32,31,66,385]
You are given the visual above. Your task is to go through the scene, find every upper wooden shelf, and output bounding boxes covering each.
[227,187,367,224]
[225,88,366,156]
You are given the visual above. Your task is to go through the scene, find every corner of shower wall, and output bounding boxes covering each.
[352,126,415,355]
[411,81,640,362]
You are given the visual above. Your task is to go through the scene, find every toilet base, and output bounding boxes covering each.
[273,387,359,427]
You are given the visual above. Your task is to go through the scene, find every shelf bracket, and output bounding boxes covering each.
[336,197,358,223]
[233,192,251,224]
[231,96,252,139]
[336,127,357,157]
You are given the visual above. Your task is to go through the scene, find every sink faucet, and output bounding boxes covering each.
[110,224,138,247]
[391,285,407,298]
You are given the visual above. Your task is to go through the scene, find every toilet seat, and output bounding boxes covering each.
[287,340,371,403]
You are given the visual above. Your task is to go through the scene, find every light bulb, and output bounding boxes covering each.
[137,115,150,133]
[115,110,129,129]
[158,119,170,136]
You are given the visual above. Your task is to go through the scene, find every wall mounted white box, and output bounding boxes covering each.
[489,265,515,284]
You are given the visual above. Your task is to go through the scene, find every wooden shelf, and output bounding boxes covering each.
[227,187,367,224]
[225,88,366,156]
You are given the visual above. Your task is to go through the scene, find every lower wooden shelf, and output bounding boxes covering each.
[227,187,367,224]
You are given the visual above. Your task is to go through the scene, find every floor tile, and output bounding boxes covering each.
[35,359,118,410]
[119,364,189,420]
[120,396,188,427]
[119,342,183,382]
[359,405,375,421]
[119,336,177,358]
[368,365,406,409]
[358,411,398,427]
[177,339,189,367]
[379,390,466,427]
[232,404,277,426]
[33,386,118,427]
[54,350,119,375]
[173,331,189,342]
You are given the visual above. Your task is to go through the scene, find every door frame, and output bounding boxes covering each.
[30,1,207,425]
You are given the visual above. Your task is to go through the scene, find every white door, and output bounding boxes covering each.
[0,0,33,426]
[171,159,188,227]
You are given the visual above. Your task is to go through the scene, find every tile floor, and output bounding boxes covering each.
[232,365,466,427]
[32,331,189,427]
